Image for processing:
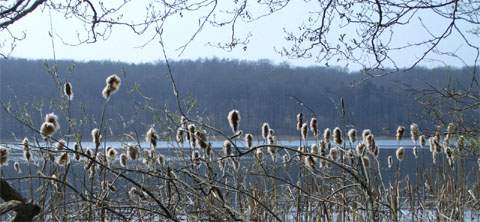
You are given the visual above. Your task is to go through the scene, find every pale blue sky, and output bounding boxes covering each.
[2,1,478,70]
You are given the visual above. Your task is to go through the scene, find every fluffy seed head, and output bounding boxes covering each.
[192,150,201,166]
[56,152,70,166]
[145,127,158,148]
[194,131,209,149]
[396,147,405,161]
[412,146,418,159]
[457,136,465,150]
[91,128,101,148]
[387,155,393,168]
[310,118,318,137]
[45,113,60,131]
[223,140,232,156]
[157,154,166,166]
[261,123,270,140]
[362,129,371,143]
[323,128,331,143]
[103,74,121,99]
[301,123,308,140]
[176,128,185,144]
[22,137,29,151]
[106,147,117,161]
[330,147,338,161]
[14,161,21,173]
[348,129,357,144]
[227,110,241,133]
[23,150,32,162]
[1,147,10,165]
[56,139,66,151]
[447,123,455,136]
[245,133,253,149]
[74,143,81,161]
[333,127,343,145]
[396,126,405,141]
[120,153,128,167]
[127,145,139,160]
[296,113,303,131]
[40,122,56,139]
[255,149,263,162]
[419,135,426,147]
[410,123,420,143]
[304,155,315,170]
[64,81,73,100]
[356,143,366,156]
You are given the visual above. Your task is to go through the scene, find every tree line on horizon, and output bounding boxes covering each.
[0,58,477,140]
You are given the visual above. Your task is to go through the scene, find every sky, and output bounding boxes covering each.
[2,1,478,70]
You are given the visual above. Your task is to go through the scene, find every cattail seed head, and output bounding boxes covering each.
[296,113,303,131]
[157,154,166,166]
[56,152,70,166]
[102,74,121,99]
[45,113,60,131]
[362,129,371,142]
[372,145,379,158]
[194,131,209,150]
[412,146,418,159]
[396,147,405,161]
[323,128,331,143]
[419,135,426,147]
[261,123,270,140]
[329,147,338,161]
[310,118,318,137]
[74,143,81,161]
[64,81,73,100]
[356,143,366,156]
[282,153,290,166]
[344,149,354,160]
[106,147,117,161]
[176,128,185,144]
[255,149,263,162]
[187,124,196,148]
[91,128,101,148]
[227,110,241,133]
[223,140,232,157]
[301,123,308,140]
[14,161,21,173]
[410,123,420,143]
[127,145,139,160]
[55,139,66,151]
[22,137,29,151]
[396,126,405,141]
[304,155,315,170]
[23,150,32,162]
[333,127,343,145]
[348,129,357,144]
[269,129,275,136]
[0,147,9,166]
[120,153,128,167]
[447,123,455,136]
[192,150,201,167]
[245,133,253,149]
[387,155,393,168]
[40,122,56,139]
[458,136,465,150]
[145,127,158,148]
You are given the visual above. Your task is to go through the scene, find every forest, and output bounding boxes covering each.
[1,58,477,140]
